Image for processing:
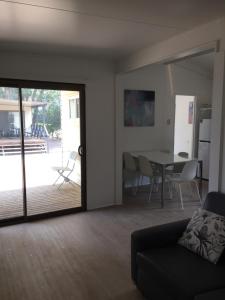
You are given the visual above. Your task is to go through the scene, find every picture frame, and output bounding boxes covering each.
[124,89,155,127]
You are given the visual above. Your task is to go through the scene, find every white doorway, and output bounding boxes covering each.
[174,95,196,157]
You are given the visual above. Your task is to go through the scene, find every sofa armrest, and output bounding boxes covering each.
[131,219,189,282]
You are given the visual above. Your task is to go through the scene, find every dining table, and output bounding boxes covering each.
[131,150,202,208]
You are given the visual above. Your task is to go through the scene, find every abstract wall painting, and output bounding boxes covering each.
[124,89,155,127]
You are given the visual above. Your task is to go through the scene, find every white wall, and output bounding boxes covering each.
[0,51,115,210]
[115,63,171,203]
[211,52,225,192]
[171,63,213,99]
[61,91,80,154]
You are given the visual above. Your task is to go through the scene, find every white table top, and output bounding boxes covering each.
[131,151,194,165]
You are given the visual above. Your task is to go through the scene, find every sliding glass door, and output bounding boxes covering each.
[0,87,24,220]
[0,80,86,223]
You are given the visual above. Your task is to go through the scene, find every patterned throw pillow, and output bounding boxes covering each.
[178,208,225,264]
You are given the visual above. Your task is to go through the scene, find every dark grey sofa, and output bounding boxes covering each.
[131,192,225,300]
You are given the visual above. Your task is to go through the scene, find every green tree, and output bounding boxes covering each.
[26,89,61,134]
[0,87,61,134]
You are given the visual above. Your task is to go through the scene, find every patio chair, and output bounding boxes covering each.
[52,151,79,189]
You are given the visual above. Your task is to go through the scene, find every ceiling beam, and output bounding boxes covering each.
[117,18,225,73]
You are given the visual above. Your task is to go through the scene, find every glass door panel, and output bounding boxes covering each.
[0,87,24,220]
[21,88,82,216]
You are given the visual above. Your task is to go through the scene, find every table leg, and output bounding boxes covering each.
[161,165,165,208]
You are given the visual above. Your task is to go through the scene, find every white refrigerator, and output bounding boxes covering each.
[198,119,211,180]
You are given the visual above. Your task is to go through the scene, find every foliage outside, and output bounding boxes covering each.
[0,87,61,135]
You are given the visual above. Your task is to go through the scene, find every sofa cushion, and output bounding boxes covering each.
[194,288,225,300]
[178,208,225,264]
[137,245,225,300]
[203,192,225,217]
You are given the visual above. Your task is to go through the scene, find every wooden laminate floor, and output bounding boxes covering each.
[0,189,204,300]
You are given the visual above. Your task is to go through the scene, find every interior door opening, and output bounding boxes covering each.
[174,95,196,158]
[0,80,86,224]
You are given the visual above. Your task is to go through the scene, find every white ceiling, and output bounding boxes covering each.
[175,52,215,79]
[0,0,225,59]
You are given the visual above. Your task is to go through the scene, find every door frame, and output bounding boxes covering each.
[0,78,87,226]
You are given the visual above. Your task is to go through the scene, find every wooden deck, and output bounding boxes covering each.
[0,138,47,155]
[0,183,81,220]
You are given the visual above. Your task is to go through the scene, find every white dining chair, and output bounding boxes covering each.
[172,162,186,177]
[170,160,201,209]
[123,152,139,194]
[170,152,188,176]
[138,155,158,201]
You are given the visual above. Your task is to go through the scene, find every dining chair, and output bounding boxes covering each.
[172,152,189,175]
[173,162,185,175]
[138,155,156,201]
[138,155,173,202]
[123,152,139,194]
[170,160,201,209]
